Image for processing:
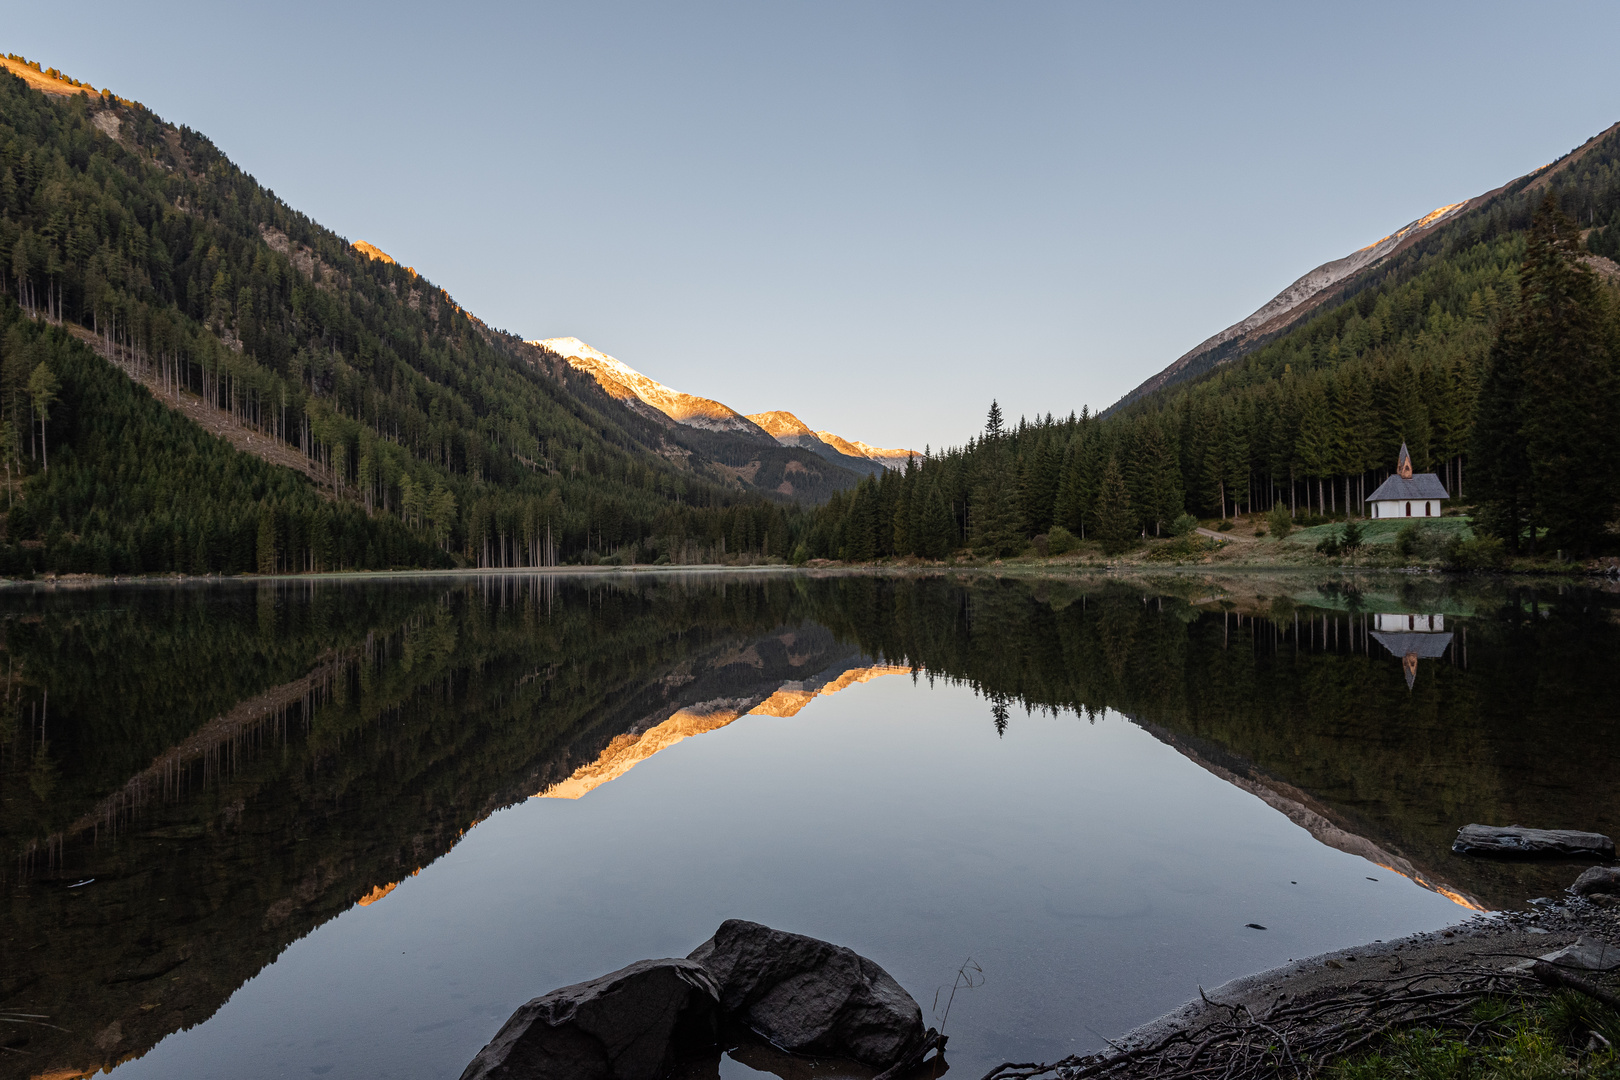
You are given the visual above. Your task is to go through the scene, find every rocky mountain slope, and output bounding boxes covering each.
[532,337,775,440]
[530,338,913,473]
[810,429,917,471]
[1112,121,1620,411]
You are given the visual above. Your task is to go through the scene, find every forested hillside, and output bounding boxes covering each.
[805,123,1620,561]
[0,57,828,574]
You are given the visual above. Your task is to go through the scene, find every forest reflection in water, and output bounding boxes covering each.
[0,570,1614,1080]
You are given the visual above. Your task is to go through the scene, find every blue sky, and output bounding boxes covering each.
[9,2,1620,449]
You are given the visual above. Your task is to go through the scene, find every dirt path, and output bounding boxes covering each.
[1196,526,1256,543]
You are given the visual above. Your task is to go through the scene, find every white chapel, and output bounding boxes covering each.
[1367,443,1449,520]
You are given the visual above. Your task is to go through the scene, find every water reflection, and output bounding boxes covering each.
[1370,613,1455,689]
[0,572,1613,1079]
[536,661,911,800]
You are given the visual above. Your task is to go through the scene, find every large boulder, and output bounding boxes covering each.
[459,958,719,1080]
[1452,824,1614,859]
[688,919,925,1069]
[1572,866,1620,896]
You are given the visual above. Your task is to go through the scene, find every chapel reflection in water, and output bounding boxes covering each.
[1369,612,1456,689]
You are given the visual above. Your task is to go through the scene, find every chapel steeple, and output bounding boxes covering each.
[1396,442,1413,479]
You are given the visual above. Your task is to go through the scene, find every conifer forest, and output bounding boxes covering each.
[3,58,1620,573]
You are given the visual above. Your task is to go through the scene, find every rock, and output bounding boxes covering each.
[688,919,925,1069]
[1542,936,1620,971]
[1451,824,1614,859]
[1572,866,1620,896]
[1506,936,1620,974]
[459,958,719,1080]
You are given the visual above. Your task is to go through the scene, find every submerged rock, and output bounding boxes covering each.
[1451,824,1614,859]
[1572,866,1620,896]
[688,919,925,1069]
[459,957,719,1080]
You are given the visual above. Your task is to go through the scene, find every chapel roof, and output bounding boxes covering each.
[1370,631,1455,661]
[1367,473,1450,501]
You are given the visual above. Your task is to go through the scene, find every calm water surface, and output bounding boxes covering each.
[1,572,1615,1079]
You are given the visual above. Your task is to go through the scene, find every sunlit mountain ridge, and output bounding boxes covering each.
[529,337,915,472]
[1112,121,1620,411]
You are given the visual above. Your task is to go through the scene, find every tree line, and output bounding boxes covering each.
[804,130,1620,561]
[0,60,809,573]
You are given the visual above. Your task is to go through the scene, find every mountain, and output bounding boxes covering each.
[1112,121,1620,412]
[809,429,918,471]
[531,336,774,440]
[805,118,1620,560]
[746,410,884,477]
[0,53,873,573]
[529,337,914,473]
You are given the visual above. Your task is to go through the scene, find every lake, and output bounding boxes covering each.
[1,570,1615,1079]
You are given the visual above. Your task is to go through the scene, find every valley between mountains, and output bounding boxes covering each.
[2,51,1620,575]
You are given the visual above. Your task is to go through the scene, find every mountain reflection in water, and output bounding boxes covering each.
[0,572,1614,1079]
[536,662,910,800]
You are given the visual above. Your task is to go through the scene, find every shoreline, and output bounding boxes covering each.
[0,560,1608,591]
[987,883,1619,1080]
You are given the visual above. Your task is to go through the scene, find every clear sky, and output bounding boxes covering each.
[9,3,1620,451]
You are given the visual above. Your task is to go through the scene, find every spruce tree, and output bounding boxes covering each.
[1095,455,1135,555]
[1293,384,1332,516]
[1518,196,1619,553]
[971,473,1023,557]
[1471,322,1531,549]
[920,481,954,559]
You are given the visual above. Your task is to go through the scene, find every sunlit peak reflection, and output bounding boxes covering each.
[533,665,910,800]
[356,882,398,906]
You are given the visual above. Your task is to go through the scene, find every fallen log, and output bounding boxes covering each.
[1530,960,1620,1012]
[1452,824,1614,858]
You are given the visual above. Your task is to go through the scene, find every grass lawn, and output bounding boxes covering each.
[1282,516,1475,547]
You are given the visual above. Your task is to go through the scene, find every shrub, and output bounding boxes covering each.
[1146,535,1215,562]
[1444,534,1507,572]
[1315,533,1342,557]
[1029,533,1050,556]
[1169,513,1199,537]
[1216,520,1234,532]
[1341,519,1365,553]
[1046,525,1078,555]
[1267,504,1293,540]
[1395,523,1449,562]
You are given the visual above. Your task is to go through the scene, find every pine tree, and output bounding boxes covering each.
[844,477,877,561]
[26,361,56,471]
[919,481,954,559]
[1220,413,1249,517]
[256,501,276,573]
[971,472,1023,557]
[1517,195,1620,553]
[1294,383,1332,515]
[892,458,918,555]
[1095,455,1134,555]
[1131,421,1182,535]
[1021,433,1059,533]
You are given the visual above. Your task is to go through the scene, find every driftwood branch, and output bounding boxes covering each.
[1530,960,1620,1012]
[978,967,1547,1080]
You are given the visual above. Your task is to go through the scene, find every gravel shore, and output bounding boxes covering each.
[1124,894,1618,1048]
